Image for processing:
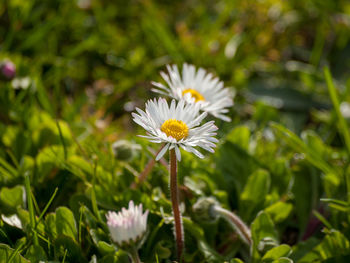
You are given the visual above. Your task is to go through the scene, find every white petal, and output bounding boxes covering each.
[175,145,181,162]
[156,143,170,161]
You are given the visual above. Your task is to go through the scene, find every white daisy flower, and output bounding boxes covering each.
[106,201,149,247]
[151,63,234,122]
[132,97,218,161]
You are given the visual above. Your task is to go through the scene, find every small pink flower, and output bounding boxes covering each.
[106,201,149,246]
[1,60,16,80]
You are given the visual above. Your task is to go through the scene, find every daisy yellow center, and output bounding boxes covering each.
[182,88,205,102]
[161,119,189,141]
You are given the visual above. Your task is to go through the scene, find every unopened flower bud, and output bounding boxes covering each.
[193,197,253,246]
[112,140,141,161]
[192,197,219,223]
[257,237,278,254]
[1,60,16,80]
[106,200,149,249]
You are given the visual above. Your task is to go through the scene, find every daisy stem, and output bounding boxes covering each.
[170,149,184,261]
[131,143,165,189]
[212,205,252,246]
[129,246,141,263]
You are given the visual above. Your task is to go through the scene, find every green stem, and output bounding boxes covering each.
[213,205,252,246]
[170,149,184,261]
[131,143,165,189]
[24,174,38,245]
[91,159,102,222]
[129,247,141,263]
[324,67,350,220]
[324,67,350,156]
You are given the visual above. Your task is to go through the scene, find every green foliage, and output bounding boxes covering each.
[1,0,350,262]
[0,244,29,263]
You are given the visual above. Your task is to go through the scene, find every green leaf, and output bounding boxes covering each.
[226,125,251,150]
[301,130,330,160]
[216,139,257,202]
[154,241,172,259]
[45,213,57,240]
[0,243,30,263]
[35,145,65,182]
[262,244,292,261]
[16,208,30,232]
[56,207,77,241]
[183,217,223,262]
[24,245,47,262]
[292,167,321,236]
[320,198,350,212]
[264,201,293,223]
[68,155,93,178]
[97,241,115,255]
[54,235,85,262]
[298,230,350,262]
[290,237,320,262]
[251,212,278,261]
[99,250,129,263]
[0,185,24,213]
[324,67,350,155]
[240,169,270,220]
[271,123,337,176]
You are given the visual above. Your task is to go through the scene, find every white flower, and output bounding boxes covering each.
[106,201,149,246]
[132,98,218,161]
[151,63,234,122]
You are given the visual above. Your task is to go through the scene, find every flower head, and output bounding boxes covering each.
[106,201,149,247]
[0,60,16,80]
[152,63,234,122]
[132,98,218,161]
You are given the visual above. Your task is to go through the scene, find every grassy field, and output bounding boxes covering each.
[1,0,350,262]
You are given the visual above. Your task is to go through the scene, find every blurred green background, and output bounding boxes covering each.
[2,0,350,130]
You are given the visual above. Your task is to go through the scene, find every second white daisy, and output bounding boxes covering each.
[132,98,218,161]
[151,63,234,122]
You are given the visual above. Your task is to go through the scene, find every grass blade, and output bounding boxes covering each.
[324,67,350,155]
[24,173,38,245]
[271,122,337,176]
[35,187,59,229]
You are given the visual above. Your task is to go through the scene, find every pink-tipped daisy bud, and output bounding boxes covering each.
[1,60,16,80]
[106,200,149,249]
[192,197,219,223]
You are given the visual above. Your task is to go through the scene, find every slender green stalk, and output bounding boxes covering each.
[131,143,165,189]
[6,149,19,169]
[91,160,102,221]
[35,187,58,229]
[24,173,38,245]
[7,242,25,263]
[0,156,17,176]
[62,249,68,263]
[129,247,141,263]
[78,206,84,244]
[169,149,184,261]
[56,120,67,161]
[324,67,350,210]
[212,205,252,246]
[30,190,41,215]
[324,67,350,155]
